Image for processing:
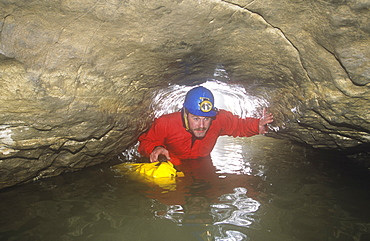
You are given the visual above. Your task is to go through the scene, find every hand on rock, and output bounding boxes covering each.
[259,108,274,134]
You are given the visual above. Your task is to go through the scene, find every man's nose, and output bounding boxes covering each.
[199,119,205,128]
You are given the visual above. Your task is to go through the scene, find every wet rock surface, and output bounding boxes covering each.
[0,0,369,188]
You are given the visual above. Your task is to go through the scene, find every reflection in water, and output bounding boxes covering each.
[212,136,256,176]
[213,187,260,227]
[154,188,260,241]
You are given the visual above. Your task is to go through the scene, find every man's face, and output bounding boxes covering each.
[187,113,212,139]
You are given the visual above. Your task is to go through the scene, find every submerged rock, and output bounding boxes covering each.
[0,0,369,188]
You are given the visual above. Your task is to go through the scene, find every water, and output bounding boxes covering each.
[0,135,369,241]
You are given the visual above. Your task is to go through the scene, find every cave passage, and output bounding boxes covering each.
[1,0,369,190]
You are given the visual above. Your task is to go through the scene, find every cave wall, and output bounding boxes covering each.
[0,0,369,188]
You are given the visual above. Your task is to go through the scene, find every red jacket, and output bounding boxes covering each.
[138,109,260,161]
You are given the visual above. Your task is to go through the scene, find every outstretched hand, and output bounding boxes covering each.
[259,108,274,134]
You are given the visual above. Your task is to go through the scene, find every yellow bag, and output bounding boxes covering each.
[113,161,184,191]
[113,161,184,178]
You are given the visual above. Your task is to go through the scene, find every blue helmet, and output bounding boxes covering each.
[183,86,217,117]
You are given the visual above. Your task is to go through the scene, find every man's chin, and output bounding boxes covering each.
[193,131,207,139]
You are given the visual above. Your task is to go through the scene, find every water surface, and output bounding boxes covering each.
[0,135,369,241]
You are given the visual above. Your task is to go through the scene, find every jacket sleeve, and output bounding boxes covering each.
[138,117,167,157]
[217,110,260,137]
